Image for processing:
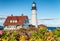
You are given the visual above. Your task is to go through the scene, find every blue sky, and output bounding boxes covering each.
[0,0,60,27]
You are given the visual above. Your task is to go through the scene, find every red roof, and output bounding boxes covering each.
[38,24,46,27]
[4,16,27,25]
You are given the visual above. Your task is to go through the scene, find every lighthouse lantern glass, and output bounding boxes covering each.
[32,4,35,7]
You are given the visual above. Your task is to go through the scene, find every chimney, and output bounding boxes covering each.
[11,14,13,16]
[21,13,24,16]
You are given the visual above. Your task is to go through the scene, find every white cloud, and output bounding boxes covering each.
[0,16,60,27]
[0,18,6,26]
[38,19,60,27]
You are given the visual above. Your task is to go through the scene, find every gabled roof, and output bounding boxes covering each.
[3,16,27,25]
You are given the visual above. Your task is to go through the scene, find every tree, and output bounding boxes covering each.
[53,28,60,41]
[19,35,26,41]
[39,27,48,39]
[56,37,60,41]
[29,32,43,41]
[32,32,40,38]
[1,30,17,41]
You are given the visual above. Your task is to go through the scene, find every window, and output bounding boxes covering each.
[10,20,17,23]
[10,20,13,23]
[15,20,17,23]
[13,20,15,23]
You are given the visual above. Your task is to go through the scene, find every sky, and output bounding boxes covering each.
[0,0,60,27]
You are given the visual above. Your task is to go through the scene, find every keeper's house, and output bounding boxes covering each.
[3,15,29,30]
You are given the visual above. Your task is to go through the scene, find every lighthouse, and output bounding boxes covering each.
[31,2,37,27]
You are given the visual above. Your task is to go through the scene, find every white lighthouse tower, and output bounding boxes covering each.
[31,2,37,27]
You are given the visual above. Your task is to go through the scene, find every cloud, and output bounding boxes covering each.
[38,19,60,27]
[0,16,60,27]
[0,18,6,26]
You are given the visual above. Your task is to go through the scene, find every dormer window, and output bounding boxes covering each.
[15,20,17,23]
[10,20,13,23]
[13,20,15,23]
[10,20,17,23]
